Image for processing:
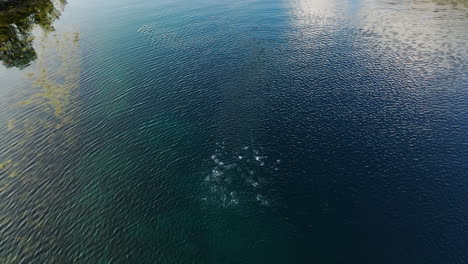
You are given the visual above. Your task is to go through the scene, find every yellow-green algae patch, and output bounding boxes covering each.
[0,27,82,263]
[0,159,12,169]
[6,119,15,130]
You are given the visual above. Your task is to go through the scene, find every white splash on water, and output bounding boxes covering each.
[202,143,280,208]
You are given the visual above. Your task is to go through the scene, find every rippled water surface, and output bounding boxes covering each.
[0,0,467,263]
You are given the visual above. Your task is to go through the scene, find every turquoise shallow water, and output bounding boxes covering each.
[0,0,467,263]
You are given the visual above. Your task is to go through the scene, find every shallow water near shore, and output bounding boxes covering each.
[0,0,467,263]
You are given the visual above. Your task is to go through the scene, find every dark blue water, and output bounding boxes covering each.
[0,0,467,263]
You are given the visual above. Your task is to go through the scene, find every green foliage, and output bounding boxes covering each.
[0,0,67,69]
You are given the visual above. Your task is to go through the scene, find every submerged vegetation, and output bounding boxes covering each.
[0,29,81,263]
[0,0,66,69]
[431,0,468,7]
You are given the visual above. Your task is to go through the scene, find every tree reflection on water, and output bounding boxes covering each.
[0,0,66,69]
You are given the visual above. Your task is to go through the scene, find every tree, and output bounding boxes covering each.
[0,0,67,69]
